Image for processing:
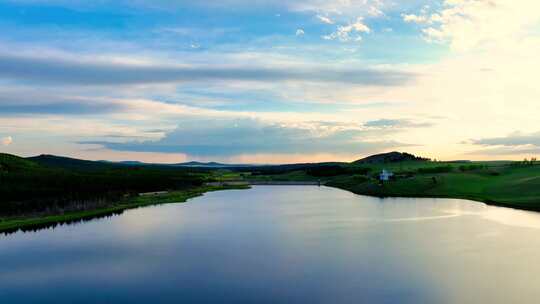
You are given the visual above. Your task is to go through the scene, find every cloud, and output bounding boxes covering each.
[8,0,540,163]
[0,93,129,115]
[288,0,393,18]
[467,132,540,155]
[316,15,334,24]
[0,103,126,115]
[322,17,371,42]
[472,132,540,147]
[402,14,427,24]
[405,0,540,51]
[0,85,234,120]
[0,88,138,115]
[1,136,13,146]
[295,29,305,36]
[466,146,540,156]
[82,118,410,157]
[363,119,433,129]
[0,53,415,87]
[367,5,384,17]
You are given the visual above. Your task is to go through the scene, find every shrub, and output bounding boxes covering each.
[418,166,453,174]
[458,164,485,172]
[306,166,371,177]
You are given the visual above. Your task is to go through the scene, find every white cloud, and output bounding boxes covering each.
[350,18,371,33]
[316,15,334,24]
[295,29,305,36]
[1,136,13,146]
[364,119,433,129]
[402,14,427,24]
[288,0,393,18]
[407,0,540,51]
[322,17,371,42]
[87,118,411,157]
[367,5,384,17]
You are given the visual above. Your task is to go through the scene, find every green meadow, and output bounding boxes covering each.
[244,160,540,211]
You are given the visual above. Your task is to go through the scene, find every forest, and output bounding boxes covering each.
[0,154,206,216]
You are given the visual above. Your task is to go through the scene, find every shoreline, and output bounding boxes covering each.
[0,185,249,234]
[212,181,540,212]
[326,184,540,213]
[2,182,538,234]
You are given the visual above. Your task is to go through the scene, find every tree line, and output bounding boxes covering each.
[0,157,205,216]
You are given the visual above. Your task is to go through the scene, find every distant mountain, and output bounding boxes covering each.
[110,160,252,168]
[173,161,253,168]
[17,152,430,172]
[354,152,429,164]
[25,154,254,170]
[27,154,120,171]
[117,161,147,166]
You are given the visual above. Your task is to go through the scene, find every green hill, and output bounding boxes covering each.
[27,154,119,171]
[0,153,206,217]
[354,151,429,164]
[0,153,40,172]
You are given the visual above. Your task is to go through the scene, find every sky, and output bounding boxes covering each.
[0,0,539,163]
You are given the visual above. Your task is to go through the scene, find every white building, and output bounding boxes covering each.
[379,169,394,181]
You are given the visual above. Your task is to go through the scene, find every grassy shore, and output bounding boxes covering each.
[241,161,540,212]
[0,185,249,234]
[328,165,540,211]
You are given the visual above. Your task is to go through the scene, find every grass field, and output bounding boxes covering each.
[328,163,540,211]
[242,161,540,211]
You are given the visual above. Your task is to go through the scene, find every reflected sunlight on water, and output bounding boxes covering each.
[1,186,540,304]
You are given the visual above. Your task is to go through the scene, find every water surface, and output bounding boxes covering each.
[2,186,540,303]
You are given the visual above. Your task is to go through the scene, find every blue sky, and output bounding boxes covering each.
[1,0,539,163]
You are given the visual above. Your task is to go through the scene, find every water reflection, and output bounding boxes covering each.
[0,210,125,236]
[1,186,540,304]
[480,206,540,229]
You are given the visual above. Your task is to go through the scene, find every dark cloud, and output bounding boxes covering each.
[0,92,127,115]
[81,118,411,156]
[0,102,125,115]
[0,53,416,87]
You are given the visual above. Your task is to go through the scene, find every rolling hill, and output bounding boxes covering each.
[27,154,120,171]
[354,151,429,164]
[0,153,40,172]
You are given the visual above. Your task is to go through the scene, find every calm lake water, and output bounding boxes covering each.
[2,186,540,303]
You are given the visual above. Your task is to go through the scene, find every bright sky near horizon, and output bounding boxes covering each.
[0,0,539,163]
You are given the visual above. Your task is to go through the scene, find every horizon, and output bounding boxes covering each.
[1,1,540,164]
[14,150,514,166]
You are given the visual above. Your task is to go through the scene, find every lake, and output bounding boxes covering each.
[2,186,540,303]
